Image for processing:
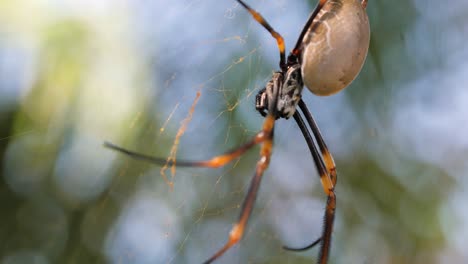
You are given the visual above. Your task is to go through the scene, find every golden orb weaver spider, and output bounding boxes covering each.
[105,0,370,263]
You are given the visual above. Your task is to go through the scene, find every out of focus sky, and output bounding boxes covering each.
[1,1,468,263]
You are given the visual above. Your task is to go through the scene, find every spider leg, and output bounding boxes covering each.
[236,0,286,69]
[292,0,327,56]
[104,127,268,169]
[299,100,337,185]
[203,114,276,264]
[283,236,321,251]
[292,111,336,264]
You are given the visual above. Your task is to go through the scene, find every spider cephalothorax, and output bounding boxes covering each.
[256,64,304,119]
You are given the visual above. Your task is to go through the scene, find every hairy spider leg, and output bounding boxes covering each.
[104,116,276,263]
[292,0,327,56]
[203,114,275,263]
[299,100,337,185]
[282,99,340,253]
[293,110,336,264]
[236,0,286,69]
[104,129,265,168]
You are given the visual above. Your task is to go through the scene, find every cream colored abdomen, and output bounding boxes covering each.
[301,0,370,96]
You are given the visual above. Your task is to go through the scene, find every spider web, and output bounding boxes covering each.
[101,1,326,263]
[1,0,468,264]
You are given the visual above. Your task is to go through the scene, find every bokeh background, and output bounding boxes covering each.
[1,0,467,263]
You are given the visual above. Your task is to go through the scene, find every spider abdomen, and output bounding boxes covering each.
[300,0,370,96]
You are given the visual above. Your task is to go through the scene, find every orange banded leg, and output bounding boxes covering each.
[283,100,338,254]
[103,129,268,169]
[292,0,328,55]
[319,192,336,264]
[203,114,276,264]
[236,0,286,68]
[290,111,336,264]
[298,100,337,185]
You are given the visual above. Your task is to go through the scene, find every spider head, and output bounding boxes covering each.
[256,64,303,119]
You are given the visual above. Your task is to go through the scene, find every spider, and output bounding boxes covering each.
[105,0,370,263]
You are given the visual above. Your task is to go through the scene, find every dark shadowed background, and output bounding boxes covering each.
[1,0,467,263]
